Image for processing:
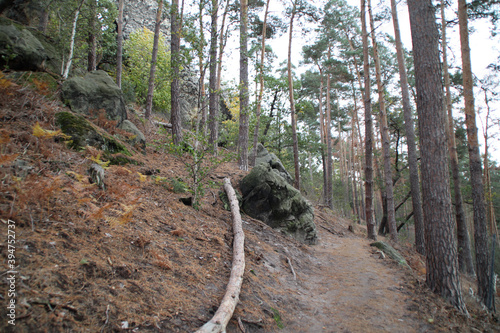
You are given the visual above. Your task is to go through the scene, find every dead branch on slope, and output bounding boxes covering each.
[195,178,246,333]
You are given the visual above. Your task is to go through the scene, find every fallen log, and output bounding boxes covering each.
[195,178,246,333]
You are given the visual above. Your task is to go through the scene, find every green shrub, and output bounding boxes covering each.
[123,27,171,113]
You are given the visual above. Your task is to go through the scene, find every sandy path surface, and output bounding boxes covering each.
[281,225,428,333]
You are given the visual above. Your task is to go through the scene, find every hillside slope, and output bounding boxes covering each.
[0,75,499,332]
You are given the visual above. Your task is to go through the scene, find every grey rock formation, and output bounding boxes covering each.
[118,120,146,150]
[56,111,129,155]
[121,0,170,39]
[61,70,127,123]
[250,143,294,185]
[240,163,318,245]
[0,18,60,73]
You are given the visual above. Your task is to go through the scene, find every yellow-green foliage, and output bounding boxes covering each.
[221,95,241,146]
[124,27,171,113]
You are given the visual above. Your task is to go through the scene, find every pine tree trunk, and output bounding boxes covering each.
[87,0,97,72]
[326,71,333,209]
[368,0,397,241]
[407,0,467,314]
[250,0,270,167]
[170,0,182,144]
[238,0,249,170]
[317,67,328,205]
[145,0,163,120]
[208,0,219,152]
[440,1,474,275]
[361,0,376,240]
[457,0,490,307]
[390,0,425,255]
[116,0,124,88]
[288,3,300,190]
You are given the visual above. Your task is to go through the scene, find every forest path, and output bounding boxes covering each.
[278,219,430,333]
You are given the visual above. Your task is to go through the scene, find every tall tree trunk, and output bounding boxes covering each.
[216,0,228,98]
[457,0,490,308]
[208,0,219,152]
[368,0,397,241]
[197,0,207,135]
[238,0,249,170]
[440,1,474,275]
[326,70,333,209]
[287,2,300,190]
[38,1,51,33]
[361,0,376,240]
[407,0,467,314]
[62,0,84,79]
[171,0,182,144]
[250,0,270,167]
[317,66,328,205]
[145,0,163,120]
[390,0,425,255]
[87,0,97,72]
[116,0,124,88]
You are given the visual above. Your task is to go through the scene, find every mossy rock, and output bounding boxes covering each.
[0,17,61,73]
[240,163,317,245]
[370,241,410,269]
[55,111,138,165]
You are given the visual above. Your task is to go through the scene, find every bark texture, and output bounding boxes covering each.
[390,0,425,254]
[288,1,300,190]
[238,0,249,170]
[407,0,467,314]
[368,0,397,241]
[440,1,475,276]
[116,0,124,88]
[208,0,219,152]
[170,0,182,144]
[361,0,376,240]
[458,0,489,307]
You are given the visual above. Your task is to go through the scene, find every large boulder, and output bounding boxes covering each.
[240,163,318,245]
[250,143,294,185]
[61,70,127,123]
[0,18,61,72]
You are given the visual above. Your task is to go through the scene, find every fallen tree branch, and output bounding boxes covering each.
[286,256,297,280]
[195,178,246,333]
[320,224,337,235]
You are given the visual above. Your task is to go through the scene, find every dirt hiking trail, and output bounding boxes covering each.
[280,221,427,333]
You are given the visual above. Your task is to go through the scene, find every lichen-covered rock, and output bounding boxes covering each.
[240,163,317,245]
[250,143,294,185]
[118,120,146,151]
[55,111,132,159]
[61,70,127,123]
[0,18,61,72]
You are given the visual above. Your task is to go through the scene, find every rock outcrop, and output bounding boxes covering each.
[0,18,61,73]
[55,111,138,165]
[121,0,170,39]
[240,163,318,245]
[61,70,128,124]
[250,143,294,185]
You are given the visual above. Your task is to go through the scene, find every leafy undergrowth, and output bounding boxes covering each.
[0,75,499,333]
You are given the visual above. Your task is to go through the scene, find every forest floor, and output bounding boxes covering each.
[0,74,500,332]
